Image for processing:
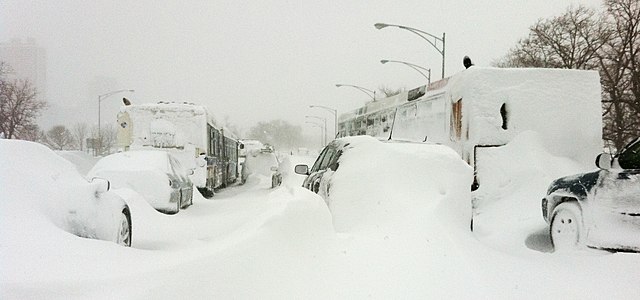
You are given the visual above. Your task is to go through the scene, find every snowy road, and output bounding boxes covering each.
[4,152,640,299]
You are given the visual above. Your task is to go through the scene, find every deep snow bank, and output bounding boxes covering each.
[473,131,591,252]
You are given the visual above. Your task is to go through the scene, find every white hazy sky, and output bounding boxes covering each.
[1,0,602,137]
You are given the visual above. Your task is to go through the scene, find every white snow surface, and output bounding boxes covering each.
[3,134,640,299]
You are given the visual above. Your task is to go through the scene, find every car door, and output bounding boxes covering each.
[302,147,329,191]
[590,139,640,249]
[317,148,343,199]
[305,144,338,193]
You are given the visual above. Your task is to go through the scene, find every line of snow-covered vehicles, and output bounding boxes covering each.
[18,67,640,252]
[296,67,640,253]
[14,101,282,248]
[109,101,282,209]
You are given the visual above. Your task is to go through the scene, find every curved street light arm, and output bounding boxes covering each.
[99,89,135,102]
[381,60,431,83]
[375,22,446,79]
[309,105,338,139]
[335,84,376,100]
[375,23,443,54]
[309,105,337,116]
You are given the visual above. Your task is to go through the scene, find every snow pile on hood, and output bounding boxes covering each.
[1,140,84,224]
[0,140,127,285]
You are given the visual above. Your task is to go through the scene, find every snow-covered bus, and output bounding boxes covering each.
[338,67,603,191]
[116,101,238,198]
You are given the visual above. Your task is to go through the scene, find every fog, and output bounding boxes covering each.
[1,0,601,138]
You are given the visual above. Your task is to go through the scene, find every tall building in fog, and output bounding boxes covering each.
[0,38,47,99]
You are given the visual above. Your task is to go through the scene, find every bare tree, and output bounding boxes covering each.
[18,124,44,142]
[246,119,303,150]
[72,122,89,151]
[597,0,640,150]
[90,124,117,156]
[494,5,608,69]
[495,1,640,151]
[43,125,75,150]
[0,77,47,140]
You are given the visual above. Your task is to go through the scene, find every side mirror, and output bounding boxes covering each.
[596,153,612,170]
[196,155,207,168]
[91,177,111,193]
[270,166,279,172]
[187,169,195,175]
[294,164,309,175]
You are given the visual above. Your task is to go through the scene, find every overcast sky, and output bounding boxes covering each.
[1,0,602,137]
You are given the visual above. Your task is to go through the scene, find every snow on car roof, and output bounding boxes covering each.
[91,150,171,173]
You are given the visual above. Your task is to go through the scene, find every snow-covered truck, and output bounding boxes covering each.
[116,101,239,198]
[338,67,603,191]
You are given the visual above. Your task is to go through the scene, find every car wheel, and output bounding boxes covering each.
[550,202,583,251]
[198,187,214,198]
[116,208,132,247]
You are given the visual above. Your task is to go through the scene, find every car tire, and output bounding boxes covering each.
[116,208,132,247]
[198,187,214,199]
[550,202,583,252]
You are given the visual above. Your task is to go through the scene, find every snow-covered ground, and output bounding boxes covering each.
[2,138,640,299]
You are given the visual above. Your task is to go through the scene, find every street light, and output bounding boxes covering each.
[335,84,376,101]
[97,89,134,156]
[306,115,327,145]
[305,121,324,148]
[374,23,445,79]
[309,105,338,139]
[381,59,431,84]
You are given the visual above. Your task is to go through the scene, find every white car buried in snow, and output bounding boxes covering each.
[294,135,473,232]
[88,150,194,214]
[0,140,132,246]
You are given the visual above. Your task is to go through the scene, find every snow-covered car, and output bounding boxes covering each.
[88,150,194,214]
[0,140,132,246]
[241,147,282,188]
[294,135,472,232]
[542,137,640,252]
[294,138,347,196]
[294,136,443,198]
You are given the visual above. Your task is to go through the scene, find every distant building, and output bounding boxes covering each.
[0,38,47,99]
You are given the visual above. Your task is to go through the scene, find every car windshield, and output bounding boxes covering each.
[618,138,640,169]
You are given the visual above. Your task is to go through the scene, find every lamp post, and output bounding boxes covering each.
[309,105,338,139]
[305,121,324,148]
[335,84,376,102]
[381,59,431,84]
[374,23,445,79]
[97,89,134,156]
[306,115,327,145]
